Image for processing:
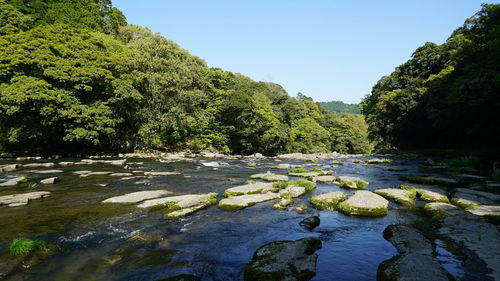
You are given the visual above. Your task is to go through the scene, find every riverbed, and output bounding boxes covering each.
[0,154,486,280]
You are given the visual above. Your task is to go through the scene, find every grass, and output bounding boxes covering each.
[244,180,257,185]
[366,159,393,164]
[289,167,309,173]
[445,154,481,174]
[331,161,344,165]
[276,179,316,192]
[311,167,323,172]
[10,238,47,256]
[247,164,257,168]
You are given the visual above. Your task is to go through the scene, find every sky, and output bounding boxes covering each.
[114,0,495,104]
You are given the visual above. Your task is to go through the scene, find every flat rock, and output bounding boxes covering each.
[336,176,369,189]
[338,190,388,216]
[224,182,274,197]
[40,177,58,184]
[109,173,133,177]
[250,172,288,182]
[138,193,217,210]
[413,186,449,203]
[272,198,294,209]
[374,188,416,206]
[143,171,182,176]
[289,172,322,178]
[314,176,337,183]
[378,225,452,281]
[279,185,306,198]
[451,192,496,208]
[80,171,112,177]
[310,191,346,210]
[0,176,27,186]
[0,191,51,207]
[272,164,295,169]
[32,169,63,174]
[164,204,208,219]
[244,238,322,281]
[438,211,500,280]
[424,202,460,217]
[219,193,280,210]
[0,164,19,172]
[102,190,172,203]
[80,159,127,166]
[58,162,75,166]
[467,205,500,217]
[22,162,55,168]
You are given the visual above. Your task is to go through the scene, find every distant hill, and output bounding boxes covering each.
[318,101,360,114]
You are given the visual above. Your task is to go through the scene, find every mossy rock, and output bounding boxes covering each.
[310,191,346,211]
[338,191,388,217]
[374,188,416,206]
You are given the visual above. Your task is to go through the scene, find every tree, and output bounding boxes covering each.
[0,0,32,35]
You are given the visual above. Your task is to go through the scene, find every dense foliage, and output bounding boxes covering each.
[361,4,500,153]
[0,0,371,155]
[318,101,360,114]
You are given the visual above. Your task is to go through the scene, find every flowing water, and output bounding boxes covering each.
[0,155,466,280]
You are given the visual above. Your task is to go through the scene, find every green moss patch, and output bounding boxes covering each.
[10,238,47,256]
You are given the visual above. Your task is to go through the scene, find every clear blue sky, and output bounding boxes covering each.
[114,0,494,104]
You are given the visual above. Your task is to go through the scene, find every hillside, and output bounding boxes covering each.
[318,101,360,114]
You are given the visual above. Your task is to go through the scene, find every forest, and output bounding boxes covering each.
[318,101,360,114]
[361,4,500,155]
[0,0,372,156]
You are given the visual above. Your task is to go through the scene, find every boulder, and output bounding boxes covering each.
[338,190,389,216]
[299,216,320,230]
[374,188,416,206]
[310,191,346,210]
[224,182,275,197]
[219,193,280,210]
[102,190,172,203]
[377,225,452,281]
[0,176,27,187]
[244,238,322,281]
[0,191,51,207]
[250,172,288,182]
[40,177,58,184]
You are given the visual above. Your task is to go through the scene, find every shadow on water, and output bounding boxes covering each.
[0,156,472,280]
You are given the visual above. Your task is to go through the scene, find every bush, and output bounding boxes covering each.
[10,238,47,255]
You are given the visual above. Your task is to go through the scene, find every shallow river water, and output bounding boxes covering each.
[0,155,466,280]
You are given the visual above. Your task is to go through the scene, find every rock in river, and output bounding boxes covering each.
[336,176,369,189]
[310,191,346,210]
[374,188,416,206]
[377,225,452,281]
[244,238,322,281]
[143,171,182,176]
[138,193,218,219]
[219,193,280,210]
[299,216,320,230]
[0,191,51,207]
[338,190,389,217]
[250,172,288,182]
[102,190,172,204]
[40,177,58,184]
[0,176,27,187]
[224,182,275,197]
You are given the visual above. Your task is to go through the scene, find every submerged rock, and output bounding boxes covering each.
[224,182,275,197]
[219,193,280,210]
[338,190,389,217]
[102,190,172,204]
[310,191,346,210]
[0,191,51,207]
[0,176,27,187]
[377,225,452,281]
[299,216,320,230]
[374,188,416,206]
[244,238,322,281]
[40,177,58,184]
[250,172,288,182]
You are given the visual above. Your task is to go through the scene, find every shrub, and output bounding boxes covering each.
[10,238,47,255]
